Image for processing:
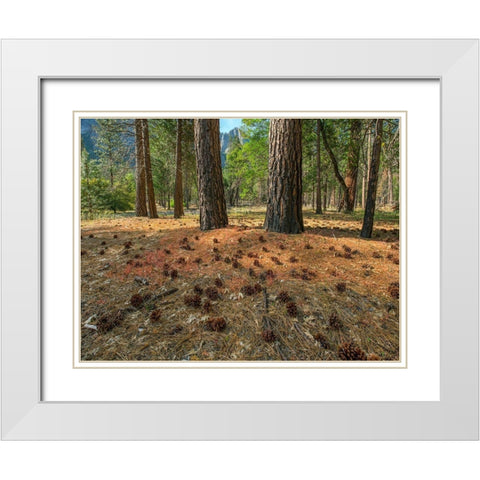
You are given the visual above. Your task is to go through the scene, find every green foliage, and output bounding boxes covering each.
[224,119,269,205]
[149,119,197,209]
[81,148,109,218]
[80,120,136,218]
[102,172,136,214]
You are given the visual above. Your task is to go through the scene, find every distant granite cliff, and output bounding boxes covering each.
[220,127,245,167]
[80,119,98,159]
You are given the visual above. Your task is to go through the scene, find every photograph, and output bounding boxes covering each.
[79,116,401,362]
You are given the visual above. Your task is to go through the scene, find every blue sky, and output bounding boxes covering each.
[220,118,243,132]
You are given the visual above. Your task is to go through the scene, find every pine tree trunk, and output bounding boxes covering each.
[361,119,384,238]
[364,127,372,208]
[140,119,158,218]
[315,120,323,214]
[135,119,148,217]
[184,164,190,210]
[343,119,362,212]
[174,119,184,218]
[323,178,328,211]
[193,119,228,230]
[264,119,304,234]
[387,166,393,205]
[361,165,367,210]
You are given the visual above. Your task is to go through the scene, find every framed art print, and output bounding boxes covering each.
[1,39,478,439]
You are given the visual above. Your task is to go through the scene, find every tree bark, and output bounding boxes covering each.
[362,127,372,209]
[193,119,228,230]
[323,177,328,211]
[140,119,158,218]
[320,120,362,213]
[174,119,184,218]
[343,119,362,212]
[264,119,304,234]
[361,119,384,238]
[319,121,348,202]
[315,120,323,214]
[134,119,148,217]
[387,166,393,205]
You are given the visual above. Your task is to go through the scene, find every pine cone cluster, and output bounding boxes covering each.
[214,278,224,288]
[301,268,316,281]
[271,256,282,265]
[193,285,203,295]
[335,282,347,293]
[338,341,367,361]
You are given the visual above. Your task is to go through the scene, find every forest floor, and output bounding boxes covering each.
[80,207,400,363]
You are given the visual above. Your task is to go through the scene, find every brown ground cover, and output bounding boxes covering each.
[80,208,400,362]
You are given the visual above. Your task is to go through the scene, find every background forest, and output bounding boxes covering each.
[81,118,399,223]
[80,117,400,362]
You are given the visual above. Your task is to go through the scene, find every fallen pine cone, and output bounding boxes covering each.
[388,282,400,299]
[328,312,343,330]
[277,290,291,303]
[338,341,367,361]
[97,310,124,333]
[313,332,330,349]
[207,317,226,332]
[184,294,201,308]
[262,329,276,342]
[150,309,162,323]
[286,301,298,317]
[130,294,144,308]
